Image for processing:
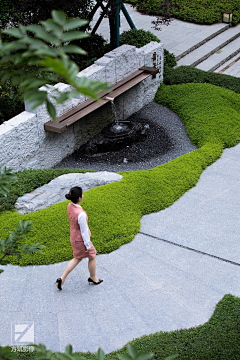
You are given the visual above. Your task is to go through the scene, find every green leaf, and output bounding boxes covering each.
[63,19,89,31]
[164,355,178,360]
[127,344,138,359]
[34,47,58,57]
[118,355,132,360]
[26,24,44,35]
[97,348,105,360]
[62,45,86,55]
[62,31,88,42]
[52,10,66,26]
[46,100,57,120]
[65,344,73,355]
[41,19,63,33]
[3,27,23,38]
[136,354,153,360]
[0,270,4,274]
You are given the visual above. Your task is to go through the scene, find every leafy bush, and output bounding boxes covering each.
[132,0,240,25]
[119,28,161,48]
[0,83,24,125]
[164,65,240,94]
[164,48,177,71]
[0,168,93,213]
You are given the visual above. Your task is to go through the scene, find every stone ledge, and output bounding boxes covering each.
[15,172,123,214]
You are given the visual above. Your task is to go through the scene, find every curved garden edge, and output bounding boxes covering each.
[1,82,240,266]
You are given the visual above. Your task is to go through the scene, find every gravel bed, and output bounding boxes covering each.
[53,102,198,172]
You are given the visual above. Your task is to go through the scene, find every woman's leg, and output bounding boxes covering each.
[88,257,98,282]
[61,257,81,286]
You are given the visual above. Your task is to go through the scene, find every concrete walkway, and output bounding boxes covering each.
[92,3,240,76]
[91,3,226,58]
[1,144,240,354]
[1,7,240,355]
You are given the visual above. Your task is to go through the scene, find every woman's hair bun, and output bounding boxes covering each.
[65,193,71,200]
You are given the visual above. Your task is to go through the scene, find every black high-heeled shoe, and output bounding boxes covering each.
[55,278,62,290]
[88,277,103,285]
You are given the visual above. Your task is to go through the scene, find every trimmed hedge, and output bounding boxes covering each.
[155,83,240,147]
[133,0,240,26]
[119,28,161,48]
[0,168,93,213]
[164,66,240,94]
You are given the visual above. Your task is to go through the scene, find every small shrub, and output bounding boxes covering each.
[119,28,160,48]
[164,65,240,94]
[164,48,177,71]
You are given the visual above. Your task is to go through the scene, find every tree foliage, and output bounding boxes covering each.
[0,10,110,119]
[0,0,94,30]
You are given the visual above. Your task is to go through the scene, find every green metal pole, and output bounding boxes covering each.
[120,2,136,29]
[115,0,120,47]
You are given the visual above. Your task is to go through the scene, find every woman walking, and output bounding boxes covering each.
[55,186,103,290]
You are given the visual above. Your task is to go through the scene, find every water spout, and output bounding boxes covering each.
[105,97,129,134]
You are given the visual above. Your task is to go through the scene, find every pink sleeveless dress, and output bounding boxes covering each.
[67,202,97,260]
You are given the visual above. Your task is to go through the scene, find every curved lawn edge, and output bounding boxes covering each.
[0,142,222,266]
[1,83,240,266]
[84,294,240,359]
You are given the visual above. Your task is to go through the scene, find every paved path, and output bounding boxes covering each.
[1,144,240,353]
[92,3,226,58]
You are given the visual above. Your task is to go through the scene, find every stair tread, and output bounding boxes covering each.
[196,38,240,71]
[177,24,240,66]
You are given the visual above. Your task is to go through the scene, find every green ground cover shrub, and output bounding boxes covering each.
[119,28,161,47]
[2,83,240,265]
[155,82,240,147]
[0,142,222,266]
[132,0,240,25]
[8,293,240,359]
[0,168,93,213]
[2,83,240,266]
[164,66,240,93]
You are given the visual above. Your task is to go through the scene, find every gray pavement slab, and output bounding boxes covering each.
[178,24,240,67]
[1,145,240,352]
[196,36,240,71]
[91,3,227,57]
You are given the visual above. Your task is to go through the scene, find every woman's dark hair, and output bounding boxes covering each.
[65,186,83,203]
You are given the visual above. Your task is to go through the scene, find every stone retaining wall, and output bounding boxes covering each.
[0,42,163,171]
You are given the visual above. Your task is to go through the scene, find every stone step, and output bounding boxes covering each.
[215,53,240,76]
[177,24,240,67]
[175,24,230,61]
[196,36,240,72]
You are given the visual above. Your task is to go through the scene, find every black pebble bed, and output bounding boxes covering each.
[53,102,198,172]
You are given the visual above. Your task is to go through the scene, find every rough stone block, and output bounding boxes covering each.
[122,82,145,120]
[143,42,164,69]
[136,48,145,68]
[77,64,106,83]
[105,45,139,82]
[95,56,116,85]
